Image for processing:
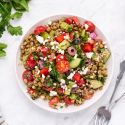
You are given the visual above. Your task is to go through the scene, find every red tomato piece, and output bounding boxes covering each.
[38,46,49,57]
[22,70,34,83]
[84,20,95,32]
[34,26,47,35]
[56,60,70,73]
[72,72,81,82]
[69,32,74,40]
[77,78,85,86]
[55,35,64,43]
[72,16,80,25]
[49,53,56,62]
[64,96,74,106]
[56,54,67,63]
[82,43,93,52]
[49,97,59,107]
[27,88,35,94]
[40,67,49,76]
[43,86,53,92]
[57,88,64,94]
[65,18,72,24]
[26,54,37,69]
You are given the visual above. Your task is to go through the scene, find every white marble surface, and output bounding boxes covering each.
[0,0,125,125]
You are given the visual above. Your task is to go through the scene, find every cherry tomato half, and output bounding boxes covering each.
[22,70,34,83]
[40,67,49,76]
[72,72,81,82]
[56,60,70,73]
[64,96,74,106]
[72,16,80,25]
[84,20,95,33]
[56,54,67,63]
[65,18,72,24]
[38,46,49,57]
[49,97,59,107]
[34,26,47,35]
[55,35,64,43]
[82,43,93,52]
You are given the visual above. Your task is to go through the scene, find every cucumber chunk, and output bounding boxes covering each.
[41,32,49,39]
[70,58,81,68]
[58,40,70,50]
[89,80,103,89]
[102,49,111,63]
[60,22,72,31]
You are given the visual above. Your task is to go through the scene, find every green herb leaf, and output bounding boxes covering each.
[0,50,6,57]
[7,24,22,36]
[11,0,29,11]
[11,11,23,19]
[0,42,7,50]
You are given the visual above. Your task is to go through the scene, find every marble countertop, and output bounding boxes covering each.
[0,0,125,125]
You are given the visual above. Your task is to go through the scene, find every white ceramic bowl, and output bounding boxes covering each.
[16,14,114,114]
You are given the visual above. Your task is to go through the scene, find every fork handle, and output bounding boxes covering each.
[108,69,125,107]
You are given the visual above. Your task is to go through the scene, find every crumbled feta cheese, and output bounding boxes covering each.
[67,72,75,79]
[51,46,55,50]
[44,57,47,60]
[50,91,57,97]
[49,67,52,71]
[40,57,44,60]
[83,67,88,74]
[48,21,52,25]
[64,35,70,40]
[72,83,77,88]
[37,70,40,75]
[60,79,65,84]
[50,41,59,45]
[36,35,44,44]
[53,83,57,86]
[88,37,92,40]
[86,52,94,59]
[74,54,78,59]
[58,49,64,54]
[85,24,89,30]
[35,66,38,69]
[42,74,45,79]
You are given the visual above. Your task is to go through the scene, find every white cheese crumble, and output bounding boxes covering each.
[50,91,57,97]
[72,83,78,88]
[82,67,89,75]
[88,37,92,41]
[67,72,75,80]
[64,35,70,40]
[43,57,47,61]
[86,52,94,59]
[74,54,78,59]
[58,49,64,54]
[40,57,44,60]
[49,66,52,72]
[36,35,48,45]
[53,83,57,86]
[85,24,89,30]
[42,74,45,79]
[50,41,59,45]
[60,79,65,84]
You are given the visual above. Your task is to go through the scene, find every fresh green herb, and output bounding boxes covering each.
[0,0,30,37]
[0,42,7,57]
[80,32,89,42]
[32,52,39,61]
[46,78,53,87]
[0,50,6,57]
[7,24,22,35]
[50,62,59,81]
[0,43,7,50]
[67,55,74,62]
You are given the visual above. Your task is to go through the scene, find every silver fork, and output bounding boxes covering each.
[89,60,125,125]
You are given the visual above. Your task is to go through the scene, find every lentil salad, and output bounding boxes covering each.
[20,16,110,109]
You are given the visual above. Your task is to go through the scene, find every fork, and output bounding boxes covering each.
[89,60,125,125]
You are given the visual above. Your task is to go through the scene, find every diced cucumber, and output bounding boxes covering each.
[70,58,81,68]
[89,80,103,89]
[41,32,49,39]
[102,49,111,63]
[68,81,75,89]
[80,29,85,38]
[60,22,72,31]
[64,89,71,95]
[58,40,70,50]
[70,94,77,100]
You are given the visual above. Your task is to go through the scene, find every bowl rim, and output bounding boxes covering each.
[15,14,114,114]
